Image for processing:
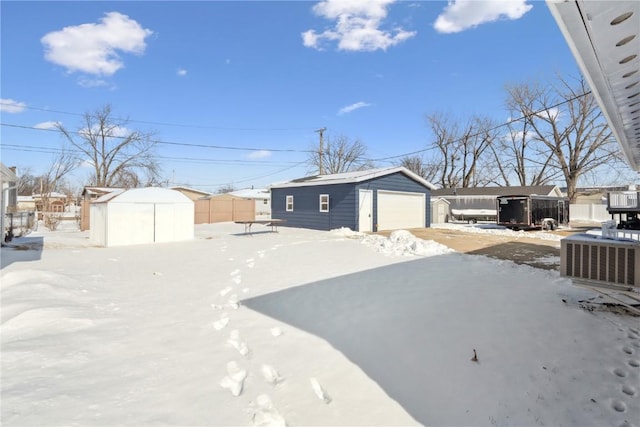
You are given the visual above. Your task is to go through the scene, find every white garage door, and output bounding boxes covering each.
[377,190,425,230]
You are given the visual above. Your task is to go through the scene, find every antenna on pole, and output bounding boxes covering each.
[315,127,326,175]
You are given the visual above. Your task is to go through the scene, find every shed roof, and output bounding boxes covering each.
[1,163,17,182]
[270,166,437,190]
[93,187,192,204]
[230,188,270,199]
[432,185,560,197]
[169,186,212,197]
[81,186,123,197]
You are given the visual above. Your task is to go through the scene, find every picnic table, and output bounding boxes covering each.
[235,219,286,235]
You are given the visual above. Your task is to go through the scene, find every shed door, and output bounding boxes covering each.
[377,190,425,231]
[358,190,373,232]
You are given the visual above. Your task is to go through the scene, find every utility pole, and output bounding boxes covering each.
[315,127,326,175]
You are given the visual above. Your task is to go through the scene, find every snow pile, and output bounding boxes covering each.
[361,229,455,257]
[329,227,362,238]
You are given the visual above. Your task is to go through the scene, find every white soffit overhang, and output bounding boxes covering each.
[547,0,640,171]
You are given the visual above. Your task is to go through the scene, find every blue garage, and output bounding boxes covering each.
[270,167,436,232]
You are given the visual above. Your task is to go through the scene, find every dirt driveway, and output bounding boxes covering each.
[377,224,597,271]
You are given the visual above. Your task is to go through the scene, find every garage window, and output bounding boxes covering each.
[286,195,294,212]
[319,194,329,212]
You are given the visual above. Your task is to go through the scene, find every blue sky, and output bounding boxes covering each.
[1,0,581,193]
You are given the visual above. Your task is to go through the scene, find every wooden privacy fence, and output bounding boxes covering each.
[80,200,91,231]
[195,198,255,224]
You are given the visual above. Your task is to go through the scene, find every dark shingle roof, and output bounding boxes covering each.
[432,185,559,197]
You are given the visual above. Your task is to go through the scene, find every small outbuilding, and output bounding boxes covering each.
[270,166,436,232]
[90,187,194,247]
[430,197,451,224]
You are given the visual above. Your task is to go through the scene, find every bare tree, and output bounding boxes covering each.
[56,104,161,188]
[425,113,497,188]
[506,76,624,202]
[39,148,77,212]
[217,183,236,194]
[487,114,559,186]
[397,155,439,181]
[16,167,39,196]
[307,134,373,174]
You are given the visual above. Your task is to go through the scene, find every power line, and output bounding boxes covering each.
[0,144,303,166]
[0,122,315,154]
[0,101,317,132]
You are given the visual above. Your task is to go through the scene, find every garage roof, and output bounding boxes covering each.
[547,0,640,171]
[93,187,192,204]
[269,166,437,190]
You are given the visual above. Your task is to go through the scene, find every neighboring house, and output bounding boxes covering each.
[432,185,563,223]
[90,187,194,247]
[32,192,67,213]
[1,163,18,242]
[230,188,271,219]
[270,166,436,232]
[170,186,212,201]
[16,195,36,211]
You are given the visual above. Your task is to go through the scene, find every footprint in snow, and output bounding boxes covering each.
[242,288,251,294]
[270,327,283,337]
[309,377,331,404]
[258,251,266,258]
[261,364,283,385]
[628,359,640,368]
[622,384,636,396]
[220,286,233,297]
[227,294,239,310]
[611,399,626,413]
[251,394,286,427]
[246,258,255,268]
[220,361,247,397]
[228,329,250,357]
[613,368,627,378]
[232,275,242,285]
[213,314,229,331]
[230,269,240,276]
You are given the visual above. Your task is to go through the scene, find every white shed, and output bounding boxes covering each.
[90,187,194,247]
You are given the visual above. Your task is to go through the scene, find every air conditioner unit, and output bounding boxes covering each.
[560,235,639,292]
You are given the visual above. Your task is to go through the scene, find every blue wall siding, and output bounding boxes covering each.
[271,172,431,231]
[271,184,356,230]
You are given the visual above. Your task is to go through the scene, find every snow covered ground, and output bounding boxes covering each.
[1,221,638,427]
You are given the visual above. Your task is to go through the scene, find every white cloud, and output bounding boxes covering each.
[535,107,560,120]
[34,121,61,130]
[338,101,372,115]
[77,77,109,88]
[177,68,187,76]
[80,124,130,139]
[41,11,153,76]
[434,0,532,34]
[248,150,272,159]
[1,98,26,113]
[302,0,415,52]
